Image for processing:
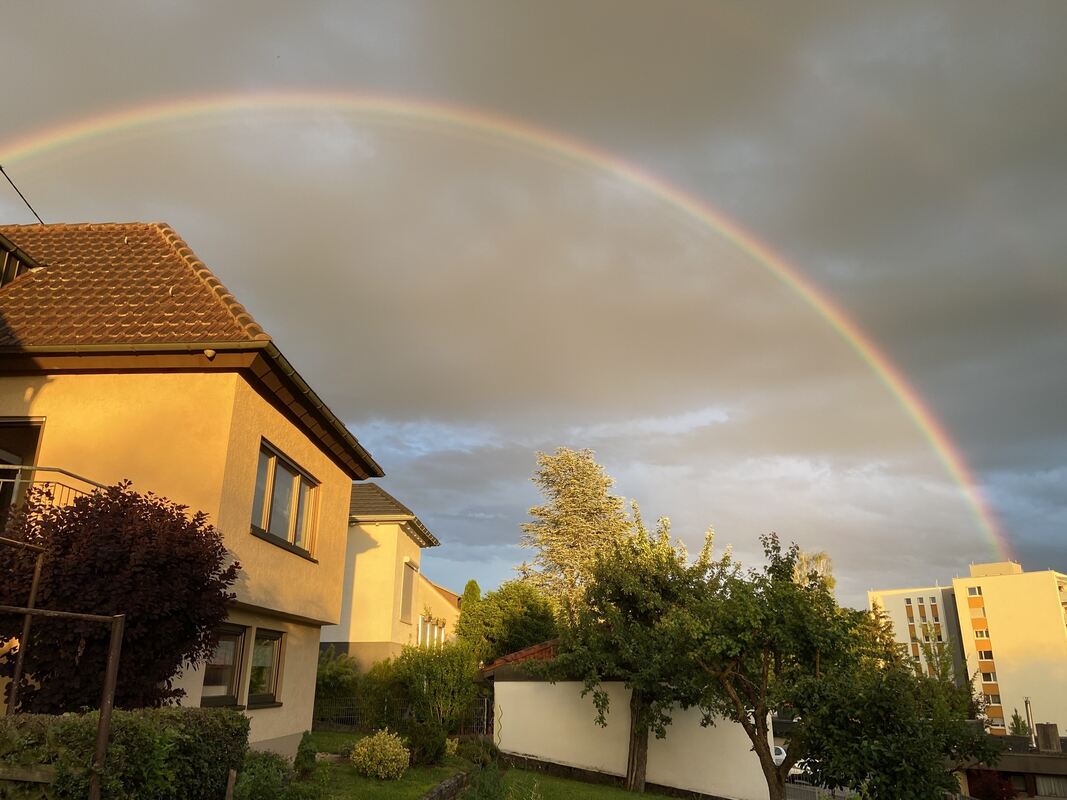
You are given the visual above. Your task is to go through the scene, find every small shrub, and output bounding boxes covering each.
[234,751,293,800]
[458,739,499,767]
[293,731,317,779]
[350,729,409,780]
[405,721,447,766]
[465,763,505,800]
[445,737,459,756]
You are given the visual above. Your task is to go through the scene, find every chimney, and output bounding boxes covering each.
[1036,723,1062,753]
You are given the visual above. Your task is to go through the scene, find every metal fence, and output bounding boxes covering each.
[313,696,493,738]
[785,776,858,800]
[0,464,103,517]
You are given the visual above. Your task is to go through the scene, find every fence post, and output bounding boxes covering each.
[88,614,125,800]
[7,547,44,715]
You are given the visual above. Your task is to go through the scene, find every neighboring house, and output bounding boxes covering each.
[870,561,1067,736]
[0,222,383,755]
[320,483,460,669]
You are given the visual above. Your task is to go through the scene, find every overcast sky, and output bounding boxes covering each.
[2,1,1064,606]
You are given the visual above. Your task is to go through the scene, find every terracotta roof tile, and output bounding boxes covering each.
[350,483,440,547]
[0,222,270,347]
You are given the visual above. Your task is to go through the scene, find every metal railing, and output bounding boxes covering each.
[313,696,493,737]
[0,464,105,513]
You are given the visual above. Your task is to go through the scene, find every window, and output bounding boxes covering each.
[968,586,982,597]
[989,719,1005,729]
[905,598,912,606]
[251,444,318,554]
[975,629,990,639]
[930,596,937,604]
[984,694,1001,705]
[201,625,245,707]
[400,562,417,624]
[248,629,283,706]
[977,650,994,660]
[981,671,997,683]
[1036,775,1067,797]
[970,606,986,618]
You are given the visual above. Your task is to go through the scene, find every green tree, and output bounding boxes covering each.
[519,447,634,616]
[461,579,482,611]
[1008,708,1030,737]
[552,518,717,793]
[391,641,479,732]
[455,580,557,664]
[793,549,836,591]
[681,535,996,800]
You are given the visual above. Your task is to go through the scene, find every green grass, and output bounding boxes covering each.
[307,730,364,755]
[501,769,672,800]
[317,756,467,800]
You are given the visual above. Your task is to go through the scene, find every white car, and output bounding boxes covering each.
[772,745,787,767]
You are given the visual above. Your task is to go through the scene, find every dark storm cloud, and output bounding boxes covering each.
[2,0,1064,603]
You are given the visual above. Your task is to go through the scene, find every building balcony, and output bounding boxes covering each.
[0,464,104,519]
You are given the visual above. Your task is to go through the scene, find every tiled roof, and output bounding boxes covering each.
[0,222,269,347]
[349,483,439,547]
[482,639,559,676]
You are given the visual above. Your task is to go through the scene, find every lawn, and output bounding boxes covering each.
[307,730,467,800]
[501,769,672,800]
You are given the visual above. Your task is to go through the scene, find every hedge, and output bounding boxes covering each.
[0,707,249,799]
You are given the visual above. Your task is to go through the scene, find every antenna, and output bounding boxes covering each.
[0,165,45,225]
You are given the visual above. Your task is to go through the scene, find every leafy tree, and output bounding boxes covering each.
[315,646,361,706]
[519,447,634,616]
[681,534,997,800]
[553,518,717,792]
[391,641,479,732]
[460,579,482,612]
[0,483,240,711]
[455,580,558,664]
[1008,708,1030,737]
[793,549,836,591]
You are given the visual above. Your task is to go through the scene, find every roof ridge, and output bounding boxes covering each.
[149,222,271,342]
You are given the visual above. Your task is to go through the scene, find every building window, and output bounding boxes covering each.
[930,596,937,604]
[975,629,990,639]
[968,586,982,597]
[984,694,1001,705]
[248,629,283,706]
[201,624,245,707]
[978,650,994,660]
[970,606,986,619]
[989,719,1005,729]
[905,598,912,606]
[400,562,417,624]
[981,671,997,683]
[251,443,318,554]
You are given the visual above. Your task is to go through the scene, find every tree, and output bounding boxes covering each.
[1008,708,1030,737]
[552,518,717,793]
[793,549,836,591]
[460,579,482,611]
[391,641,479,732]
[520,448,634,616]
[681,535,997,800]
[455,580,557,664]
[0,483,240,711]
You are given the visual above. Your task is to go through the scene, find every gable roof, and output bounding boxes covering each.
[349,483,439,547]
[0,222,383,480]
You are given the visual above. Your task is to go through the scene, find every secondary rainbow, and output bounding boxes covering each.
[0,90,1010,559]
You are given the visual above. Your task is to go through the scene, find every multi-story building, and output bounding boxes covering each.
[870,561,1067,735]
[321,483,460,670]
[0,222,383,754]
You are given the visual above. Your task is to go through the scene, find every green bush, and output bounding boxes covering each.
[465,763,505,800]
[457,739,499,768]
[315,647,361,704]
[445,737,459,757]
[293,731,317,779]
[349,729,409,780]
[0,707,248,799]
[234,751,293,800]
[391,642,479,732]
[405,721,447,766]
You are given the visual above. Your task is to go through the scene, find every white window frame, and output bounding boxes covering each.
[981,671,997,683]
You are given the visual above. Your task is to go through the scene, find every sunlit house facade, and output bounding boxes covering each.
[0,223,383,755]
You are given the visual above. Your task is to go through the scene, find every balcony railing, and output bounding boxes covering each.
[0,464,105,514]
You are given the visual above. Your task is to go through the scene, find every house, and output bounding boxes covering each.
[0,222,383,755]
[320,483,460,670]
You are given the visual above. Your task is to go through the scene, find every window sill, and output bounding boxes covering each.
[250,527,317,563]
[247,701,283,710]
[201,699,245,711]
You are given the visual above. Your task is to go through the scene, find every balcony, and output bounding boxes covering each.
[0,464,105,518]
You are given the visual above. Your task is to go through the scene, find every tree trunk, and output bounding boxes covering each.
[761,764,786,800]
[625,689,649,792]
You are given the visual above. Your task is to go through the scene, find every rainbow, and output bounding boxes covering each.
[0,90,1010,559]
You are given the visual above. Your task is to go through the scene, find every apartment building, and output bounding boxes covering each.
[0,223,383,755]
[320,483,460,670]
[870,561,1067,735]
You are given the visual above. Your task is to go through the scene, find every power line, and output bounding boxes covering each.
[0,164,44,225]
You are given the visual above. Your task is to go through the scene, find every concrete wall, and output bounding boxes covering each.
[494,681,768,800]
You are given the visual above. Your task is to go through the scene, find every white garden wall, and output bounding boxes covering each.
[494,680,768,800]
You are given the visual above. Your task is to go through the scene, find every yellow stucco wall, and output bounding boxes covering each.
[953,570,1067,732]
[494,681,769,800]
[0,370,356,750]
